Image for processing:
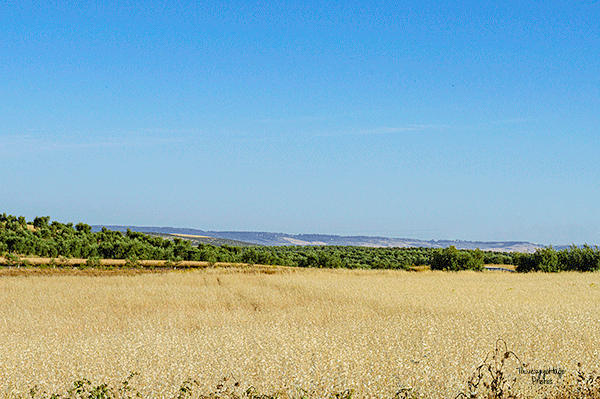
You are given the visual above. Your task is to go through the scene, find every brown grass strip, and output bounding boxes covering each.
[0,256,294,276]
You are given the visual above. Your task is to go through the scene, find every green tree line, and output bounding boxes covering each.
[513,245,600,272]
[0,213,437,269]
[2,213,598,271]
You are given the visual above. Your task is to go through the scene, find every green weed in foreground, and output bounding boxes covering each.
[453,339,600,399]
[13,342,600,399]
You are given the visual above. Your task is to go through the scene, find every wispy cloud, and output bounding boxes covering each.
[309,117,533,138]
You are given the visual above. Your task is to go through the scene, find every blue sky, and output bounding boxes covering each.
[1,0,599,245]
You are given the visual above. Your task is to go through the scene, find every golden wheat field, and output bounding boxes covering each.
[0,267,599,398]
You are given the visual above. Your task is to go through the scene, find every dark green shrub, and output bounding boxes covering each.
[533,246,559,272]
[514,252,536,272]
[515,247,561,272]
[86,256,102,268]
[430,246,484,271]
[557,245,600,272]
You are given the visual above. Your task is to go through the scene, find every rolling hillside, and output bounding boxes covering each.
[92,225,557,252]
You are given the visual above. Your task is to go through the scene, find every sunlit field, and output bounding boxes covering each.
[0,268,599,398]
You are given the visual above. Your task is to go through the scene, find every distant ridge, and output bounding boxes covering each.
[89,225,576,252]
[143,232,256,247]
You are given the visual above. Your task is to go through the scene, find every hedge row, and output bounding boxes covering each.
[514,245,600,272]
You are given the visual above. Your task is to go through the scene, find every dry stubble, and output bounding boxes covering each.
[0,268,599,398]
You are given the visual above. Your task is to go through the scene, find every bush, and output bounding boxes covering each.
[514,252,534,272]
[483,252,513,265]
[558,245,600,272]
[515,247,564,272]
[86,256,102,268]
[533,246,560,272]
[430,246,484,271]
[125,256,141,268]
[2,252,20,266]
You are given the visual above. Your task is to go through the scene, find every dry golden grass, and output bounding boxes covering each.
[0,256,273,268]
[0,268,599,398]
[0,266,169,277]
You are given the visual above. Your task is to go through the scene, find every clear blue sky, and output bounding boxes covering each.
[1,0,599,245]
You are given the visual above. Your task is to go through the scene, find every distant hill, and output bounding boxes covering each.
[143,232,256,247]
[90,225,573,252]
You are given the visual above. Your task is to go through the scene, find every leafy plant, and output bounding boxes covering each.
[86,256,102,268]
[3,252,20,266]
[125,256,141,269]
[26,373,142,399]
[431,246,484,271]
[393,386,419,399]
[455,339,522,399]
[549,363,600,399]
